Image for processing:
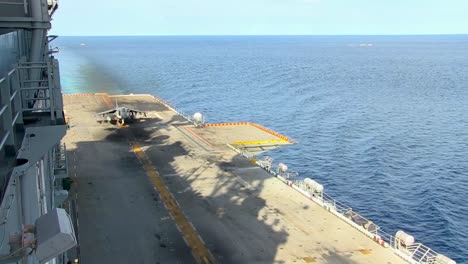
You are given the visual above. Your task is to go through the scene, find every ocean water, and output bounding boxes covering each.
[55,35,468,262]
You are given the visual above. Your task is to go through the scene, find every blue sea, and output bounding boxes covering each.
[55,35,468,262]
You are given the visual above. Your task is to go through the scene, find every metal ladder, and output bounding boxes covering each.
[17,57,64,124]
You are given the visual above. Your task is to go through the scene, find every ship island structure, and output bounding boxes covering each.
[0,1,457,263]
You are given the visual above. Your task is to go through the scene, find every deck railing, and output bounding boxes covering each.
[152,96,200,125]
[232,150,455,264]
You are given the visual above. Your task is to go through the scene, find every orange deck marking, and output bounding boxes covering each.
[204,122,291,142]
[95,93,114,108]
[185,127,214,147]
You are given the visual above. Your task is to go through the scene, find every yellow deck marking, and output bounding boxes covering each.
[358,249,372,255]
[302,256,316,263]
[232,139,288,146]
[131,143,215,264]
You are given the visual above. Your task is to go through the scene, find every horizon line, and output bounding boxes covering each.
[56,33,468,37]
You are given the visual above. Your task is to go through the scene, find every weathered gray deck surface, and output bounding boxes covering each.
[63,93,407,264]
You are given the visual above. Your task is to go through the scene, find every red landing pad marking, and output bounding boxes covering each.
[184,127,214,147]
[63,93,93,97]
[205,122,290,142]
[97,93,114,108]
[204,122,250,127]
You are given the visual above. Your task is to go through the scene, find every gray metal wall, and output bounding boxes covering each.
[0,30,31,76]
[0,31,18,75]
[0,0,29,17]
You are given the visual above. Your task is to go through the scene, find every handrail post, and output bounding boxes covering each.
[0,75,15,156]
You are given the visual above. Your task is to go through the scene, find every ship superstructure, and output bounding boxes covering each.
[0,1,76,263]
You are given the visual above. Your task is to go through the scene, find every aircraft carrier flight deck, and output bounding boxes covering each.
[63,93,410,264]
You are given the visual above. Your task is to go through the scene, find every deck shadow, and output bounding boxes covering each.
[67,113,289,263]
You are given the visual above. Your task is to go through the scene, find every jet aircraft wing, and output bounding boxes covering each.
[95,109,117,116]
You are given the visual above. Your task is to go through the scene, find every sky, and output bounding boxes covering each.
[50,0,468,36]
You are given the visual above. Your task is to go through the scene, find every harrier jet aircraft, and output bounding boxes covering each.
[95,102,147,125]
